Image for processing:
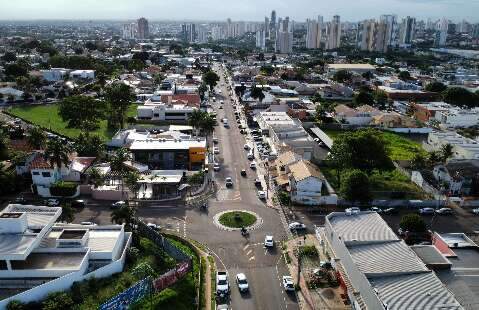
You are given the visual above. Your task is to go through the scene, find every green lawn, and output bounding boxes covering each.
[219,211,257,228]
[321,166,427,200]
[321,128,426,161]
[7,104,139,142]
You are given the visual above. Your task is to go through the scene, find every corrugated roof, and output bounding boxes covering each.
[328,212,399,242]
[349,241,428,275]
[370,272,463,310]
[411,245,452,266]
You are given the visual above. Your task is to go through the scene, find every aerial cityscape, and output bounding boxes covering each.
[1,1,479,310]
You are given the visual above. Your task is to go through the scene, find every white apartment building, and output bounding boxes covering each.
[0,204,131,308]
[69,70,95,80]
[41,68,68,82]
[326,15,341,50]
[275,17,293,54]
[256,29,266,50]
[426,131,479,160]
[434,108,479,128]
[305,17,323,49]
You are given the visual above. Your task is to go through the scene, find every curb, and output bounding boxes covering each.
[212,210,263,231]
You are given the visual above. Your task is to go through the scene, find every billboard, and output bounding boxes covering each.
[99,278,151,310]
[153,260,191,292]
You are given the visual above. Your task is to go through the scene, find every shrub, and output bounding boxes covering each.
[49,181,78,197]
[7,301,25,310]
[300,245,319,258]
[42,292,74,310]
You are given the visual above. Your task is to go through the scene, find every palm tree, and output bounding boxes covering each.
[427,151,441,167]
[27,126,47,150]
[188,109,206,135]
[110,148,132,199]
[441,143,454,163]
[111,204,136,229]
[44,138,72,169]
[88,167,105,187]
[124,171,141,199]
[200,114,216,135]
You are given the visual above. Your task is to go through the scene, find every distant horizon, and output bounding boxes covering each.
[1,0,479,23]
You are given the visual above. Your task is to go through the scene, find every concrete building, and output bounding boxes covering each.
[325,63,375,75]
[322,211,463,310]
[305,16,323,49]
[122,23,137,40]
[275,17,293,54]
[69,70,95,80]
[425,131,479,160]
[289,160,324,205]
[333,104,381,125]
[41,68,68,82]
[399,16,416,45]
[137,17,149,39]
[0,204,131,308]
[182,23,197,43]
[326,15,341,50]
[256,28,266,51]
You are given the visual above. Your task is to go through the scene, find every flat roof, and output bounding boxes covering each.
[129,139,206,151]
[327,63,375,70]
[327,212,399,243]
[11,252,85,270]
[411,245,452,266]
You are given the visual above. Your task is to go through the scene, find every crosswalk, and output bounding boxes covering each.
[216,189,242,201]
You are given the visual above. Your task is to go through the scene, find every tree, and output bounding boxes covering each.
[398,70,411,81]
[58,96,106,131]
[329,129,393,174]
[188,109,207,134]
[198,83,208,101]
[373,89,388,108]
[111,204,136,228]
[4,63,28,79]
[427,151,441,167]
[88,167,106,187]
[425,81,447,93]
[315,102,336,123]
[442,87,479,108]
[410,153,427,170]
[260,65,275,76]
[202,70,220,91]
[440,143,454,162]
[110,147,132,177]
[132,262,156,279]
[311,93,323,103]
[75,133,104,157]
[44,138,72,169]
[340,169,372,205]
[27,126,47,150]
[332,70,352,83]
[124,171,140,199]
[59,203,75,223]
[42,292,74,310]
[200,114,216,135]
[104,84,134,129]
[250,86,265,102]
[400,214,426,233]
[2,51,17,62]
[6,300,25,310]
[362,71,374,80]
[353,91,375,107]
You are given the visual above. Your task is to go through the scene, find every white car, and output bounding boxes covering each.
[264,235,274,247]
[111,200,126,209]
[213,137,219,144]
[247,152,254,160]
[147,223,161,230]
[282,276,295,291]
[235,273,249,292]
[419,208,435,215]
[472,208,479,215]
[289,222,306,231]
[250,162,256,169]
[47,199,60,207]
[345,207,360,214]
[258,191,266,200]
[213,147,220,154]
[244,144,251,150]
[216,271,230,295]
[435,207,453,215]
[81,221,96,226]
[213,163,221,171]
[225,177,233,187]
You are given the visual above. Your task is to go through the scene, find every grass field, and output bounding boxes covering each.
[219,211,257,228]
[321,128,426,161]
[7,104,139,142]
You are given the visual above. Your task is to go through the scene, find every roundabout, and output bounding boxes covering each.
[213,210,263,231]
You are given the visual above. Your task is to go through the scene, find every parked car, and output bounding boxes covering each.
[247,152,254,160]
[213,147,220,154]
[345,207,360,214]
[289,222,306,231]
[370,207,382,213]
[111,201,126,209]
[264,235,274,247]
[250,162,256,169]
[258,191,266,200]
[282,276,295,291]
[81,222,96,226]
[235,273,249,292]
[213,163,221,171]
[254,179,262,187]
[147,223,161,230]
[213,137,219,144]
[225,177,233,187]
[244,144,250,150]
[216,271,230,295]
[419,208,435,215]
[382,208,398,215]
[241,169,247,177]
[472,208,479,215]
[14,197,27,204]
[435,208,453,215]
[47,199,60,207]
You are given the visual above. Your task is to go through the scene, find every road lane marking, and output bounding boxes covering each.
[248,256,255,261]
[243,244,249,251]
[246,249,253,256]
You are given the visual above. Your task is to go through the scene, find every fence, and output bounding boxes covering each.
[99,278,152,310]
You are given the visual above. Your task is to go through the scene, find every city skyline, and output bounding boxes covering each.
[1,0,479,22]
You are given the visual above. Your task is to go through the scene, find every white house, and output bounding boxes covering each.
[434,108,479,128]
[0,204,131,308]
[288,160,324,205]
[69,70,95,80]
[41,68,68,82]
[333,104,381,126]
[137,103,197,121]
[425,131,479,160]
[0,87,24,103]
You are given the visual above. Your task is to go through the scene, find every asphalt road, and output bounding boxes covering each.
[73,63,299,310]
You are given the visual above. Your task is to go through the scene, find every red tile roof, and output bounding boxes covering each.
[160,94,201,108]
[29,152,51,170]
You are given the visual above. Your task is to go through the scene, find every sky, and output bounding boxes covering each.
[1,0,479,22]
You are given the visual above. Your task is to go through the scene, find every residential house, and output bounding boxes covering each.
[425,131,479,160]
[371,112,418,129]
[0,87,24,103]
[333,104,381,126]
[433,160,479,196]
[69,70,95,80]
[0,204,131,308]
[289,160,324,205]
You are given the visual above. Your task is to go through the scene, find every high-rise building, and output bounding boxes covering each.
[256,29,266,50]
[436,17,449,46]
[399,16,415,45]
[275,16,293,54]
[305,16,323,49]
[197,25,209,43]
[122,23,137,40]
[270,10,277,40]
[473,24,479,39]
[137,17,149,39]
[182,23,197,43]
[326,15,341,50]
[356,19,376,52]
[264,17,270,38]
[211,25,224,41]
[380,14,398,48]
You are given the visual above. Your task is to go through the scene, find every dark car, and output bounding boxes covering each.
[241,169,247,176]
[71,199,86,209]
[382,208,398,214]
